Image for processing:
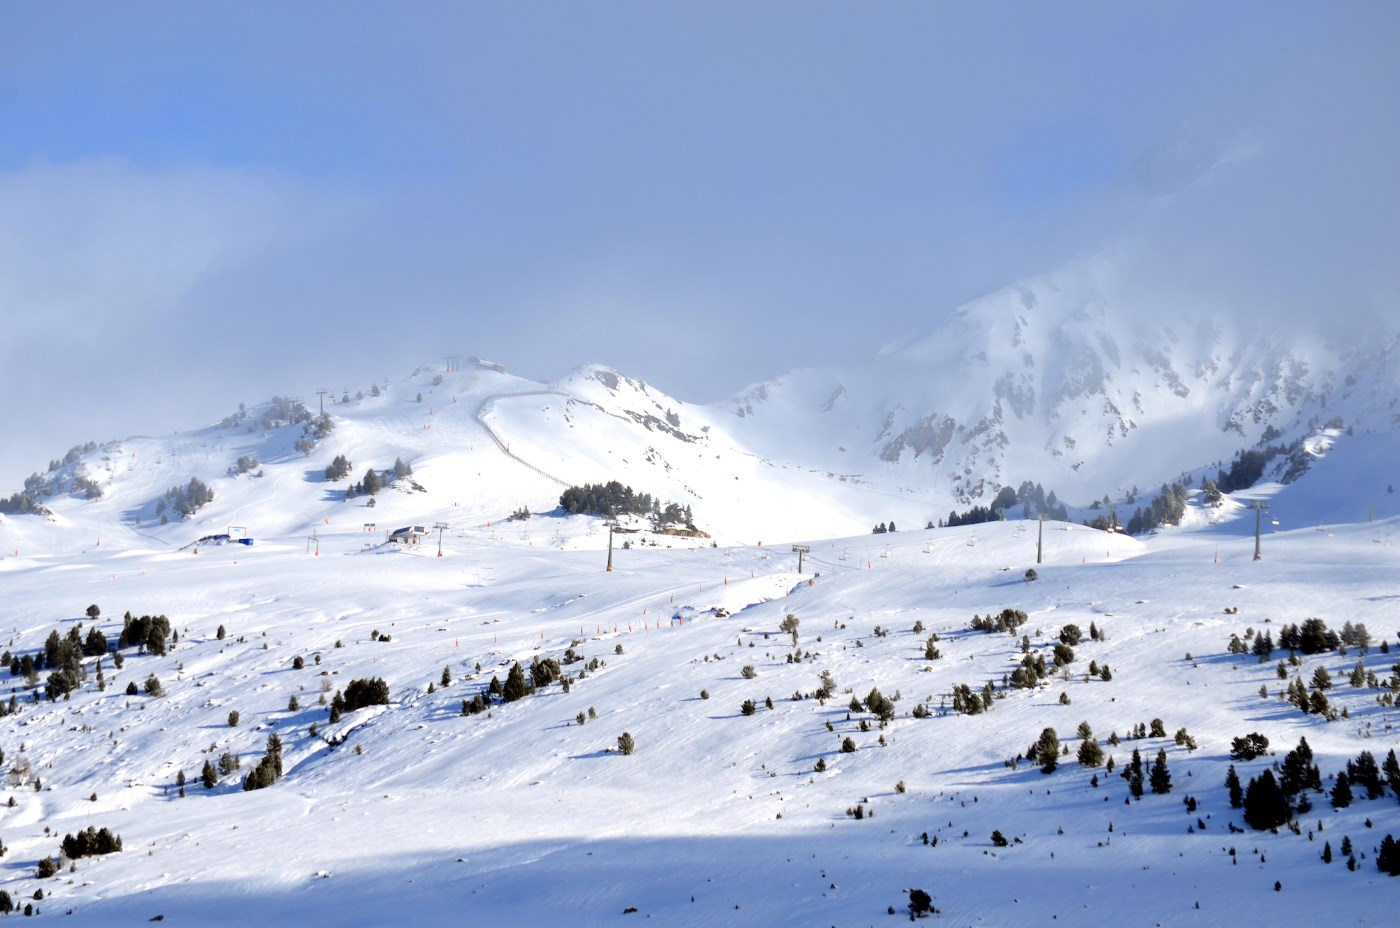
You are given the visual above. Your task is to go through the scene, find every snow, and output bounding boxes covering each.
[0,365,1397,924]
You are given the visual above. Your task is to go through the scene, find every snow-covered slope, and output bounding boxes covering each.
[0,467,1397,924]
[0,248,1397,923]
[721,250,1400,506]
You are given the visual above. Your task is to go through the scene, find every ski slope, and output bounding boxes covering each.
[0,362,1397,924]
[1,481,1398,923]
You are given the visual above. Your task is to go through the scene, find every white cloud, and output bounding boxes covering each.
[0,159,366,486]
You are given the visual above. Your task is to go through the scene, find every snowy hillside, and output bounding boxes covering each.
[0,283,1396,924]
[0,354,1397,924]
[0,454,1398,923]
[723,250,1400,506]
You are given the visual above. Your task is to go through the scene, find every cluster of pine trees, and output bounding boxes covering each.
[558,481,694,528]
[158,477,214,517]
[937,482,1070,528]
[1214,446,1286,493]
[258,396,313,430]
[60,826,122,859]
[118,612,173,655]
[1228,737,1323,829]
[464,657,571,716]
[969,608,1028,635]
[1274,617,1344,654]
[346,458,412,498]
[293,412,336,456]
[327,676,391,722]
[0,490,46,515]
[324,454,353,482]
[242,734,284,791]
[0,466,56,513]
[1123,482,1187,535]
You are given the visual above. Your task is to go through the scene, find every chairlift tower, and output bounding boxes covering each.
[1250,501,1269,561]
[316,388,328,416]
[606,521,618,572]
[434,521,449,557]
[792,544,810,574]
[1037,512,1044,565]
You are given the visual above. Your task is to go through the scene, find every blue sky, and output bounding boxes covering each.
[1,1,1396,490]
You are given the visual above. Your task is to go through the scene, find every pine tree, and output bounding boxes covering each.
[1077,738,1104,768]
[1127,748,1145,798]
[1331,771,1353,809]
[617,732,635,756]
[1383,749,1400,800]
[1035,727,1060,774]
[1149,748,1172,794]
[201,760,217,789]
[360,467,383,496]
[1347,750,1384,799]
[1280,737,1321,797]
[1243,770,1289,830]
[1378,835,1400,876]
[1226,764,1243,809]
[503,662,530,702]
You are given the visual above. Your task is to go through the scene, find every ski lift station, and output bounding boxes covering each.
[387,525,429,545]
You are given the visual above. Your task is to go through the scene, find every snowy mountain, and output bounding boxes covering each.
[0,420,1397,924]
[724,249,1400,509]
[5,238,1399,549]
[1,256,1398,924]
